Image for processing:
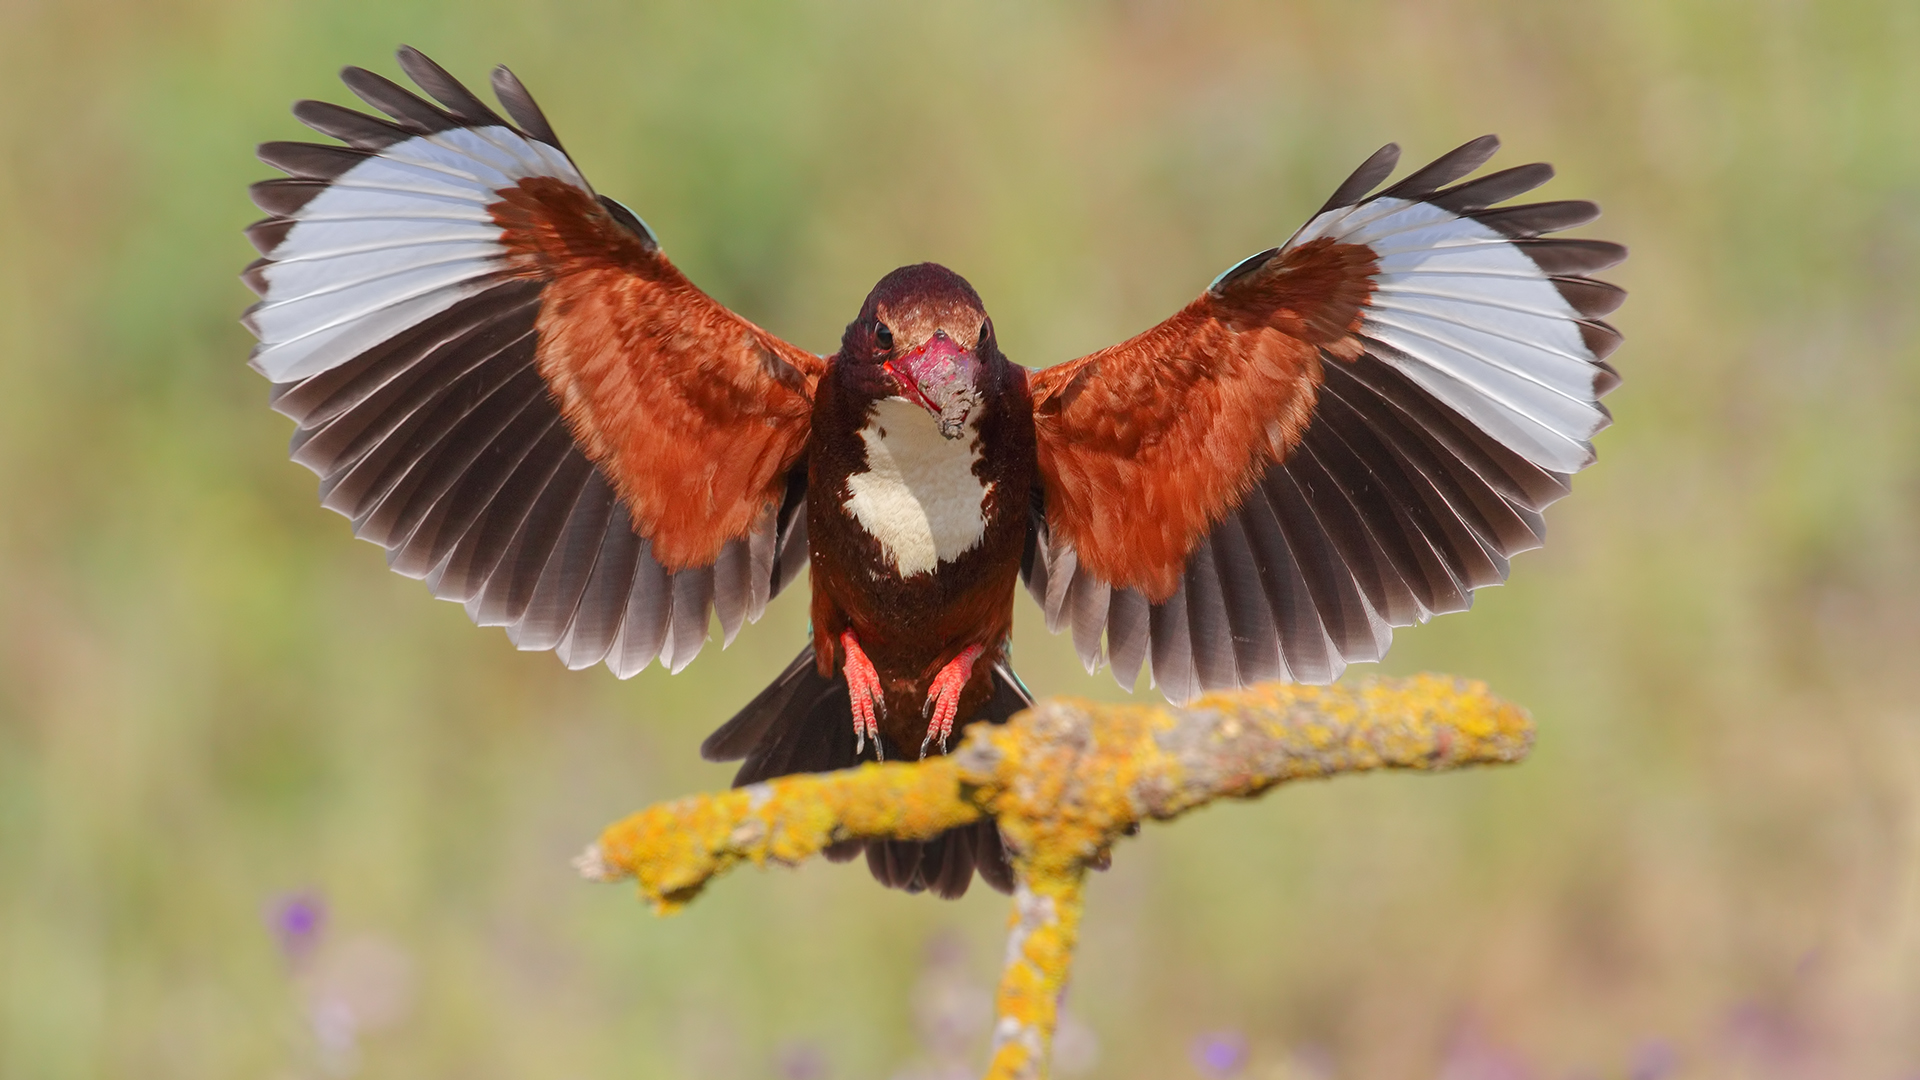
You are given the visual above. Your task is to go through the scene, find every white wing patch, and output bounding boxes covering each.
[1291,195,1608,474]
[248,125,584,384]
[844,398,993,577]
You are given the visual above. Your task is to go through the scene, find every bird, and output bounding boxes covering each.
[242,48,1624,899]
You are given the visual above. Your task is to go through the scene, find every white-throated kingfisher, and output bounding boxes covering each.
[243,49,1624,898]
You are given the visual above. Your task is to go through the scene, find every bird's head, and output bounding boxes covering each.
[844,263,992,439]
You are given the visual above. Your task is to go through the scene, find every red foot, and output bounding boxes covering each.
[920,644,984,758]
[841,631,886,761]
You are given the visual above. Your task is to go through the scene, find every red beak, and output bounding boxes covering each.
[884,331,981,438]
[884,359,943,415]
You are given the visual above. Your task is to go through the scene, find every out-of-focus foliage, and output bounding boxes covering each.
[1,2,1916,1078]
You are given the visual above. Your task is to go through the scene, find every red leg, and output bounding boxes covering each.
[920,644,984,758]
[841,630,886,761]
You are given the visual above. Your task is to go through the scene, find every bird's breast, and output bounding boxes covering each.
[842,397,994,578]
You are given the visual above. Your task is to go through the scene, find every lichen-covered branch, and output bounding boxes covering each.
[580,674,1533,1080]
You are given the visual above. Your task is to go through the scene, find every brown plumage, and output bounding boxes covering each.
[243,50,1624,898]
[1031,237,1378,600]
[493,175,820,569]
[803,266,1036,756]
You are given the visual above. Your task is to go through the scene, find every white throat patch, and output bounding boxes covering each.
[844,397,993,577]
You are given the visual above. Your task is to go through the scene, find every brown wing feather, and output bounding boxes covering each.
[490,177,820,568]
[1031,238,1377,600]
[244,48,818,676]
[1025,138,1622,703]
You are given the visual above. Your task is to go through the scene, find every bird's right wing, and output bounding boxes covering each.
[1025,137,1623,701]
[244,47,819,675]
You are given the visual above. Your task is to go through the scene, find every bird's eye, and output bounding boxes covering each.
[874,323,894,350]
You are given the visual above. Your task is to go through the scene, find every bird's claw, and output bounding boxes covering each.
[841,631,886,761]
[918,645,984,759]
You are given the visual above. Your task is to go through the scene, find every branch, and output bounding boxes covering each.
[579,674,1533,1080]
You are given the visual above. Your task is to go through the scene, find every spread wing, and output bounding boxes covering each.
[1025,136,1623,702]
[243,47,819,676]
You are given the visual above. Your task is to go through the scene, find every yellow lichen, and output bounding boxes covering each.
[583,675,1532,1078]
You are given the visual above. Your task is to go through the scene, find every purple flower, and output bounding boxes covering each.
[1723,1001,1810,1066]
[1288,1044,1335,1080]
[1630,1040,1677,1080]
[1192,1030,1248,1077]
[776,1041,827,1080]
[1440,1021,1534,1080]
[267,890,326,962]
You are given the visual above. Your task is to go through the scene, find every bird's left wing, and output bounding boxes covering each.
[1026,137,1623,702]
[244,48,820,676]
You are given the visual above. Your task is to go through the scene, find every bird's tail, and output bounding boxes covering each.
[700,645,1032,898]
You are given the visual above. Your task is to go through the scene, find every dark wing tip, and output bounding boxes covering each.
[1579,318,1623,360]
[1474,199,1601,238]
[291,98,415,150]
[1318,142,1402,214]
[1381,134,1502,201]
[1593,359,1623,396]
[339,64,455,132]
[395,45,508,128]
[248,177,325,216]
[241,257,270,297]
[1551,276,1627,318]
[243,216,294,256]
[256,140,369,182]
[1511,238,1628,275]
[490,65,564,148]
[1428,162,1556,214]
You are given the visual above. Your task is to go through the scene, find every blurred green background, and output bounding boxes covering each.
[3,1,1918,1077]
